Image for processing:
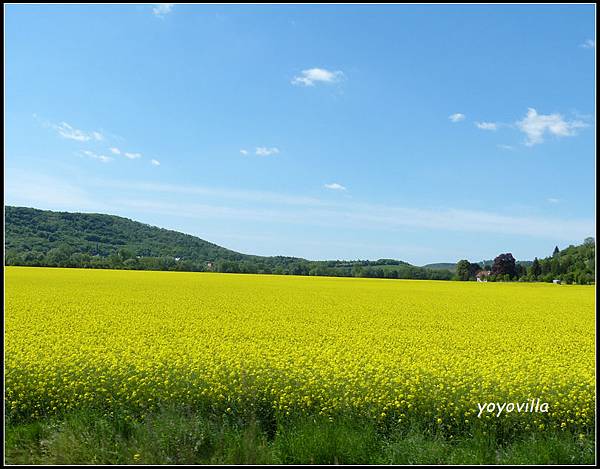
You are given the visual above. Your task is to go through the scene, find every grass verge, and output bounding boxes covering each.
[5,407,595,465]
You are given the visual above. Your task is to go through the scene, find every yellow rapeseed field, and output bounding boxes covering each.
[5,267,595,433]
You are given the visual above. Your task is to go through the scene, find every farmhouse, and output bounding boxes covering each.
[476,270,491,282]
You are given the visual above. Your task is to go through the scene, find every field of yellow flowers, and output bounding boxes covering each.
[5,266,595,436]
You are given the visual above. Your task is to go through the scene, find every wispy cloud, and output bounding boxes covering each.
[95,179,594,242]
[82,150,112,163]
[124,152,142,160]
[53,122,103,142]
[449,113,465,123]
[255,147,280,157]
[151,159,161,166]
[475,121,497,131]
[240,149,248,156]
[547,198,560,204]
[516,108,588,146]
[292,68,344,86]
[580,39,595,49]
[152,3,174,17]
[497,144,514,151]
[109,147,121,155]
[324,183,346,191]
[6,170,94,209]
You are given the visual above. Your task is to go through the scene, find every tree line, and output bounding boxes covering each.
[454,238,595,285]
[5,207,594,283]
[4,245,453,280]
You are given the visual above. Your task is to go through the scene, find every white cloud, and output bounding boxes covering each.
[516,108,588,146]
[547,198,560,204]
[109,147,121,155]
[255,147,280,157]
[82,150,112,163]
[5,170,94,209]
[54,122,103,142]
[324,183,346,191]
[497,144,514,151]
[449,113,465,123]
[108,181,593,242]
[292,68,344,86]
[240,149,248,156]
[124,152,142,159]
[580,39,595,49]
[475,121,497,130]
[151,159,161,166]
[152,3,174,16]
[82,178,594,243]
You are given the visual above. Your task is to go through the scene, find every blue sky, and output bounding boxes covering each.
[5,4,596,265]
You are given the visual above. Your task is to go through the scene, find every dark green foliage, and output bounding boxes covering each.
[492,253,517,279]
[5,206,452,280]
[455,260,482,281]
[530,257,542,279]
[535,240,595,285]
[456,260,471,281]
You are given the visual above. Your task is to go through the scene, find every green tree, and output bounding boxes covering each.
[456,260,471,281]
[530,257,541,279]
[46,244,74,267]
[491,253,516,279]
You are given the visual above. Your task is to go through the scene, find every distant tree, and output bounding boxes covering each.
[563,272,574,285]
[5,249,21,266]
[123,258,139,270]
[108,252,123,269]
[468,262,481,279]
[553,246,560,257]
[46,244,74,267]
[584,237,595,246]
[456,260,471,281]
[550,257,561,277]
[541,273,554,283]
[530,257,541,279]
[491,253,516,279]
[384,269,398,279]
[118,248,134,261]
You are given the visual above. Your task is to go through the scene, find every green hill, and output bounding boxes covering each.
[531,240,595,284]
[9,206,586,282]
[4,206,452,280]
[5,205,259,263]
[422,263,457,272]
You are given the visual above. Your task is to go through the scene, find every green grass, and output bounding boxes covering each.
[5,407,595,465]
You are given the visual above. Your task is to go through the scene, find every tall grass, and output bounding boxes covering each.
[5,406,595,465]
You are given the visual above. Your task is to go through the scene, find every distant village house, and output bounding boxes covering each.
[476,270,491,282]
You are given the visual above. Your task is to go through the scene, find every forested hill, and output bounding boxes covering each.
[529,240,596,284]
[4,206,453,279]
[5,205,261,264]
